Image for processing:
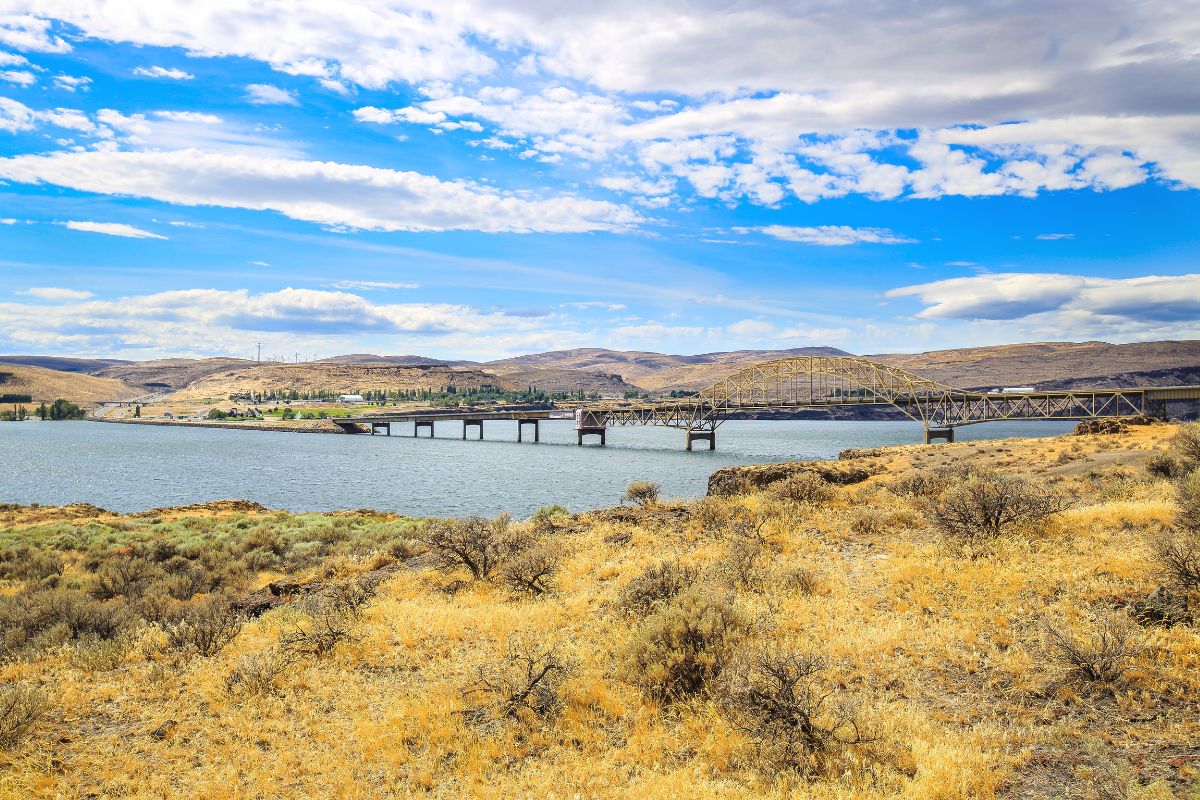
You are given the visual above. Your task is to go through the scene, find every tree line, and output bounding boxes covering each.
[0,399,85,422]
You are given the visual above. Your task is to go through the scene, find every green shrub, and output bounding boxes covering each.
[619,584,750,702]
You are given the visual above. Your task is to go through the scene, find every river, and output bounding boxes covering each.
[0,418,1076,517]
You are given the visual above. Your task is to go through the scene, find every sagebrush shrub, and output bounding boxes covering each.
[502,545,560,596]
[623,481,662,508]
[226,648,291,697]
[619,585,750,701]
[0,684,47,749]
[1171,422,1200,468]
[1044,614,1140,687]
[932,470,1070,543]
[164,596,244,657]
[415,514,523,580]
[768,473,834,505]
[617,561,701,615]
[1152,527,1200,593]
[463,640,569,729]
[718,646,866,773]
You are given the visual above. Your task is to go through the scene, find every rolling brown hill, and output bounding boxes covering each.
[483,346,850,389]
[870,340,1200,389]
[167,362,512,401]
[0,364,138,403]
[93,358,258,392]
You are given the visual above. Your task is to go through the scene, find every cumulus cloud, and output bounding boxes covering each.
[0,286,555,355]
[17,286,93,300]
[0,67,34,85]
[0,149,642,233]
[63,220,167,239]
[245,83,299,106]
[747,225,916,246]
[153,110,222,124]
[887,273,1200,326]
[133,65,193,80]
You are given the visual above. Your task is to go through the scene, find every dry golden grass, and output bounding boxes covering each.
[0,424,1198,799]
[0,363,137,403]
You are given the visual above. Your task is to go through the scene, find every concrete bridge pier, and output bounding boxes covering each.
[414,419,435,438]
[517,419,540,443]
[685,429,715,451]
[463,419,484,440]
[925,427,955,444]
[369,421,391,436]
[577,426,606,446]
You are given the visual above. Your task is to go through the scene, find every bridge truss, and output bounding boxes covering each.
[582,355,1191,443]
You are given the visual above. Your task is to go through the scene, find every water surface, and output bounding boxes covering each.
[0,418,1075,516]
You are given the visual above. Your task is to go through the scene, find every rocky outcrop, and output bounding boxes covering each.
[707,461,874,497]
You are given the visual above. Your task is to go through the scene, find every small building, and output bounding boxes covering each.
[338,394,365,404]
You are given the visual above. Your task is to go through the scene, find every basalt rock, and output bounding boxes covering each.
[707,461,874,497]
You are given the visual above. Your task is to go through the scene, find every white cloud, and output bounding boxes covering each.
[560,301,626,312]
[2,1,1199,211]
[0,67,33,85]
[245,83,298,106]
[0,13,69,52]
[1035,233,1075,240]
[0,149,642,233]
[0,286,555,356]
[887,273,1200,327]
[250,260,271,267]
[153,110,222,124]
[0,50,29,66]
[329,280,419,291]
[133,65,193,80]
[16,286,93,300]
[63,220,167,239]
[53,73,89,91]
[748,225,916,246]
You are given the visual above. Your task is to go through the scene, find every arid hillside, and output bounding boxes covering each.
[167,362,511,400]
[484,346,850,386]
[872,340,1200,389]
[93,357,257,392]
[0,363,137,403]
[0,424,1197,798]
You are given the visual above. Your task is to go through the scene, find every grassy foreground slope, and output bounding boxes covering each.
[1,426,1198,799]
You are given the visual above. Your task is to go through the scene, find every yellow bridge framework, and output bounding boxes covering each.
[347,356,1200,449]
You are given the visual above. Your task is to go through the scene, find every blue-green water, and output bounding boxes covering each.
[0,419,1075,516]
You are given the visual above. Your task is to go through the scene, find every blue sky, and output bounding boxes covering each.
[0,1,1197,361]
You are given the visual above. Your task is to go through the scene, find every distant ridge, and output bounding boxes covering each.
[319,353,477,367]
[0,355,131,373]
[5,340,1197,404]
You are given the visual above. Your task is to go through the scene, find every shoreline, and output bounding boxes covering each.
[89,416,349,434]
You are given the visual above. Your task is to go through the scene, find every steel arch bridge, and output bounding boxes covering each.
[575,355,1197,447]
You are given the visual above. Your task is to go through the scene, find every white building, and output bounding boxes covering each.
[338,394,365,403]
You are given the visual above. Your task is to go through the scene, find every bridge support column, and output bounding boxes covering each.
[685,430,715,451]
[370,421,390,436]
[577,426,606,446]
[463,419,483,440]
[414,420,435,438]
[517,419,539,443]
[925,427,954,444]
